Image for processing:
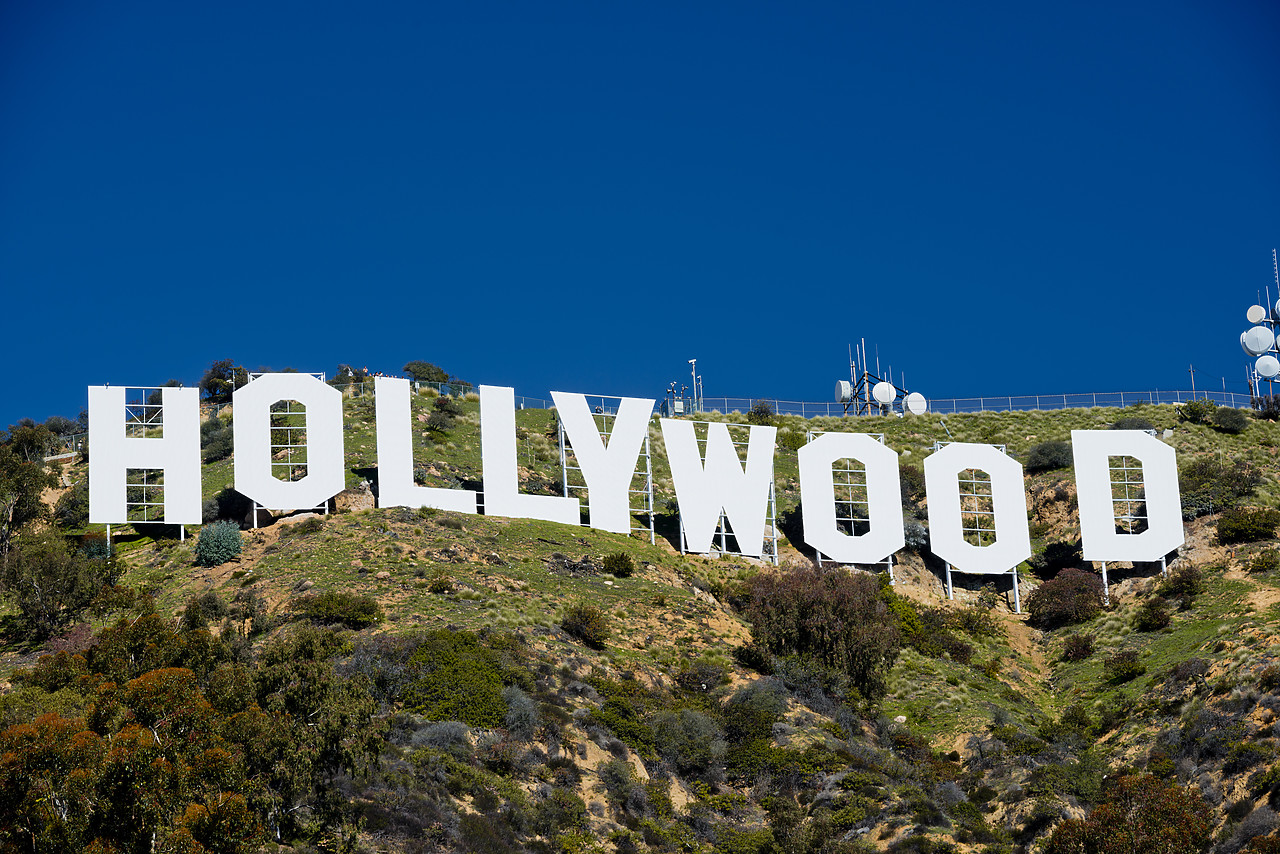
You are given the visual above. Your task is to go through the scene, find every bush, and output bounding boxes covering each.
[1218,507,1280,544]
[1,532,119,638]
[1106,650,1146,683]
[1257,395,1280,421]
[744,565,901,702]
[651,709,726,774]
[1213,406,1251,434]
[1133,597,1171,632]
[1252,550,1280,574]
[403,630,529,727]
[1157,564,1204,608]
[200,417,234,462]
[201,488,251,525]
[1030,540,1083,577]
[1026,440,1073,473]
[194,520,243,567]
[747,400,775,426]
[1179,398,1217,424]
[52,480,89,529]
[603,552,636,578]
[1179,457,1261,520]
[502,684,539,741]
[561,602,610,649]
[1063,633,1094,661]
[298,591,382,628]
[1026,569,1105,629]
[1043,774,1211,854]
[1112,416,1154,431]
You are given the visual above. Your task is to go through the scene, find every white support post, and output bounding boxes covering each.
[1160,555,1168,577]
[1011,566,1021,614]
[945,562,954,599]
[886,555,895,585]
[1100,561,1110,605]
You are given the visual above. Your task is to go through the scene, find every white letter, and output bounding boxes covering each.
[798,432,904,563]
[233,374,345,510]
[1072,429,1184,562]
[551,392,654,534]
[88,386,201,524]
[374,377,477,513]
[661,419,776,557]
[924,443,1030,574]
[480,385,579,524]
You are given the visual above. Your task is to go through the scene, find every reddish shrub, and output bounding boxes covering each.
[1026,569,1105,630]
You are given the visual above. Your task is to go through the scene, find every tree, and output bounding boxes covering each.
[6,423,55,462]
[199,359,248,403]
[1,531,119,638]
[402,360,450,383]
[0,445,56,563]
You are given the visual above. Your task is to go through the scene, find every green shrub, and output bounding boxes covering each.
[1179,398,1217,424]
[297,590,382,628]
[1030,540,1084,578]
[1026,569,1104,629]
[651,709,726,774]
[1133,597,1171,632]
[2,532,119,638]
[1105,649,1145,683]
[1256,395,1280,421]
[603,552,636,578]
[194,520,243,567]
[1218,507,1280,544]
[200,417,234,462]
[1212,406,1251,434]
[1156,564,1204,608]
[1112,417,1154,431]
[1179,457,1261,520]
[1062,633,1094,661]
[403,630,525,727]
[776,430,806,452]
[747,400,775,426]
[1251,550,1280,574]
[1025,441,1073,473]
[561,602,610,649]
[52,480,89,529]
[201,488,251,526]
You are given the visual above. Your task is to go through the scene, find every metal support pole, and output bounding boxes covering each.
[1100,561,1109,605]
[106,524,111,557]
[886,555,895,585]
[945,563,954,599]
[1160,555,1167,578]
[1011,566,1021,614]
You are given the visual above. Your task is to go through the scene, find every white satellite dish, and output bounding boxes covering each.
[1273,299,1280,321]
[1248,305,1269,324]
[1259,355,1280,379]
[835,380,853,402]
[872,381,897,405]
[1243,326,1276,357]
[906,392,928,415]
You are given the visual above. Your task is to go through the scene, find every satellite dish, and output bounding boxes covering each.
[835,380,853,402]
[1243,326,1276,357]
[872,381,897,405]
[1249,305,1269,324]
[1274,299,1280,321]
[1259,355,1280,379]
[906,392,928,415]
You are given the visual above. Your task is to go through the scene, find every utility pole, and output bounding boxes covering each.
[1188,364,1197,399]
[688,359,697,413]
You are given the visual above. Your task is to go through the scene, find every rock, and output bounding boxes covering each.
[335,482,375,512]
[351,559,364,569]
[375,571,391,580]
[894,715,907,724]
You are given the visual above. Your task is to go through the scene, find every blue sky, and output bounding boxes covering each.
[2,1,1278,427]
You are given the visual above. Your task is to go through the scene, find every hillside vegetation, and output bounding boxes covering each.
[4,377,1280,854]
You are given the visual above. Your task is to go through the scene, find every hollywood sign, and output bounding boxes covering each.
[87,375,1184,576]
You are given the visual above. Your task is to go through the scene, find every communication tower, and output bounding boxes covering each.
[836,340,928,417]
[1240,249,1280,400]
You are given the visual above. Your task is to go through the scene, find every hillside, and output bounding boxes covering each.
[4,388,1280,854]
